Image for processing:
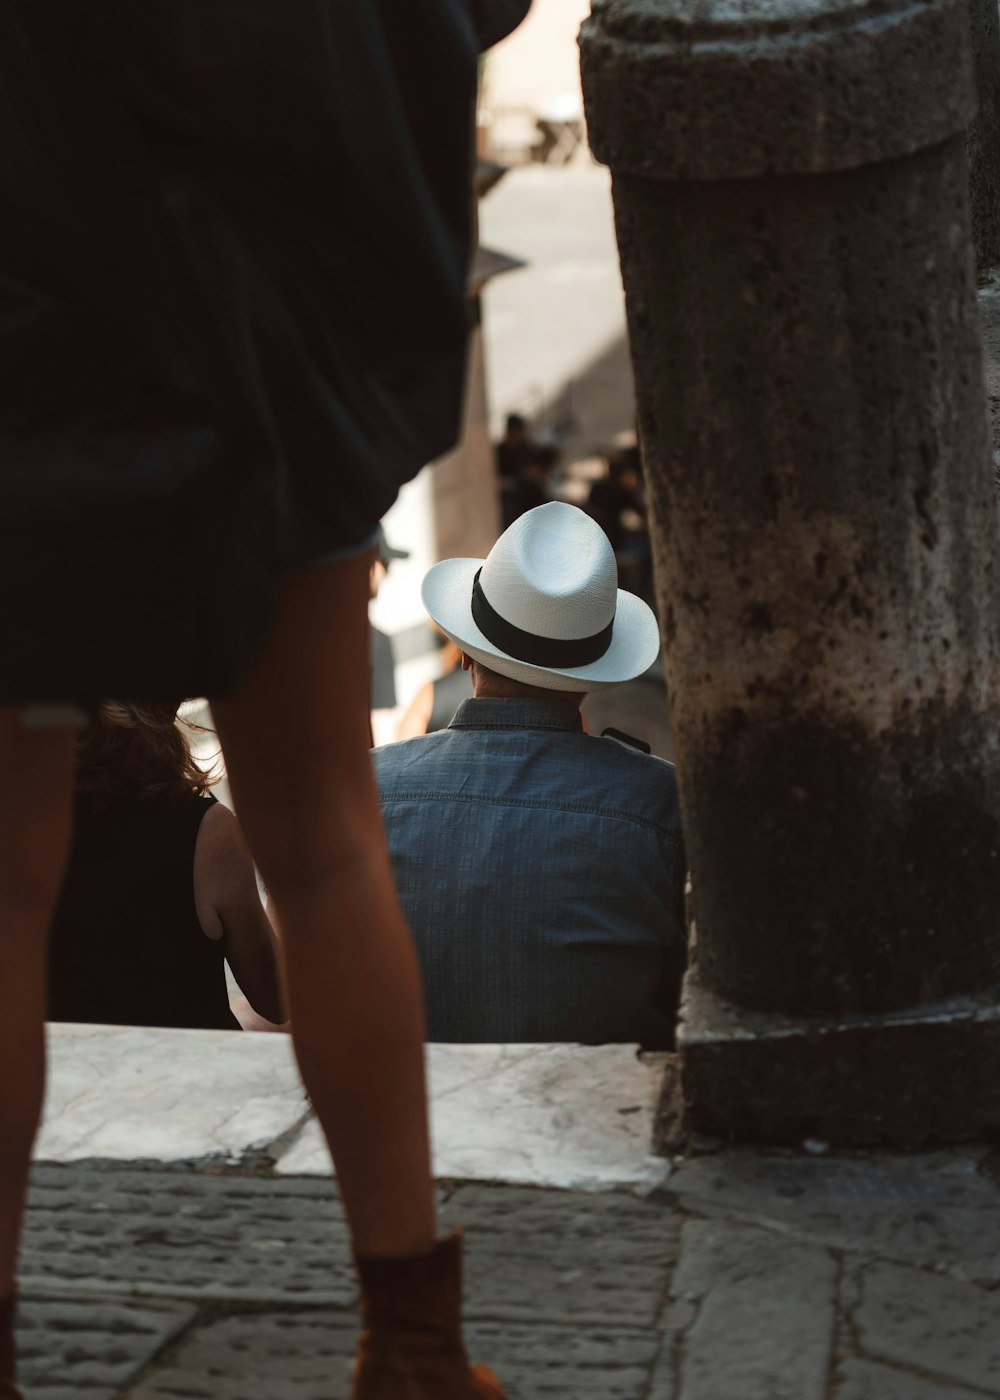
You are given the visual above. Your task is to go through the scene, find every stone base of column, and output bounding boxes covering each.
[675,969,1000,1147]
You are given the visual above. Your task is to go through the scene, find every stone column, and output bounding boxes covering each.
[582,0,1000,1144]
[967,0,1000,270]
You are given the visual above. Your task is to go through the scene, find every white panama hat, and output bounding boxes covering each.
[421,502,660,692]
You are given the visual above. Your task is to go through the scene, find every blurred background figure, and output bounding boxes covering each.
[495,411,556,529]
[586,443,652,603]
[494,411,534,486]
[48,703,283,1032]
[586,444,645,551]
[501,441,561,528]
[373,1,632,745]
[397,637,473,741]
[369,528,410,743]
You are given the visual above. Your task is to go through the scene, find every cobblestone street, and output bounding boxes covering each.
[17,1145,1000,1399]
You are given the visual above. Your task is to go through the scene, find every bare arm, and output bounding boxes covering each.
[194,802,286,1024]
[229,993,289,1033]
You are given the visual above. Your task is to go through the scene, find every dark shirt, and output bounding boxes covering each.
[374,696,686,1047]
[501,473,549,530]
[496,439,531,483]
[587,477,645,550]
[49,792,237,1031]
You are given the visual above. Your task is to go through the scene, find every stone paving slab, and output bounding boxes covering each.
[849,1261,1000,1395]
[643,1299,694,1400]
[21,1167,679,1324]
[668,1218,836,1400]
[127,1312,357,1399]
[21,1166,356,1307]
[441,1184,677,1325]
[16,1150,1000,1399]
[127,1312,660,1400]
[670,1149,1000,1284]
[464,1321,660,1400]
[17,1294,195,1399]
[835,1358,992,1400]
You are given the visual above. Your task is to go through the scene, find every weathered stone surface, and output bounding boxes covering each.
[966,0,1000,270]
[977,272,1000,505]
[585,0,1000,1033]
[129,1313,660,1399]
[17,1294,195,1399]
[442,1184,678,1326]
[585,0,1000,1148]
[38,1024,307,1164]
[651,1051,686,1155]
[276,1042,670,1192]
[581,0,975,179]
[21,1145,1000,1396]
[669,1219,835,1400]
[39,1028,671,1193]
[852,1261,1000,1393]
[678,974,1000,1145]
[127,1312,356,1398]
[465,1321,659,1399]
[836,1358,994,1400]
[21,1164,355,1305]
[671,1148,1000,1284]
[644,1299,697,1400]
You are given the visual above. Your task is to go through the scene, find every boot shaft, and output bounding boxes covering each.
[352,1232,505,1400]
[355,1231,464,1339]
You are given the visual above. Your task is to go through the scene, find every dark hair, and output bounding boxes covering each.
[524,443,560,472]
[75,701,216,806]
[505,413,527,433]
[610,445,642,480]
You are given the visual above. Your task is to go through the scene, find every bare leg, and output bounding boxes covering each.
[211,553,435,1257]
[0,712,76,1298]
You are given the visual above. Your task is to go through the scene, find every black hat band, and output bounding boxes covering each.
[470,568,614,669]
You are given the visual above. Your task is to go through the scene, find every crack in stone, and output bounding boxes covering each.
[825,1253,850,1400]
[244,1105,316,1170]
[652,1231,701,1400]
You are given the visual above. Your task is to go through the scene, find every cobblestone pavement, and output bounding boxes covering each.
[15,1146,1000,1399]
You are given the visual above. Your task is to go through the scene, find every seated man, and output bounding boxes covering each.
[374,502,686,1049]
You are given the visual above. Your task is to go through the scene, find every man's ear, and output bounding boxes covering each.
[461,652,474,674]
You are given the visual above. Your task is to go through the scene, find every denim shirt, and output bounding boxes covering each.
[373,696,686,1048]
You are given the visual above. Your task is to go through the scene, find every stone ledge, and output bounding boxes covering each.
[38,1025,670,1192]
[678,969,1000,1145]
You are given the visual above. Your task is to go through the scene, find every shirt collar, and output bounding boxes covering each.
[447,696,584,733]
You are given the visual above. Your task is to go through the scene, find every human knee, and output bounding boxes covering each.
[260,826,389,912]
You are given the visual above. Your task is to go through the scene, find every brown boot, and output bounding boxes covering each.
[352,1231,505,1400]
[0,1296,23,1400]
